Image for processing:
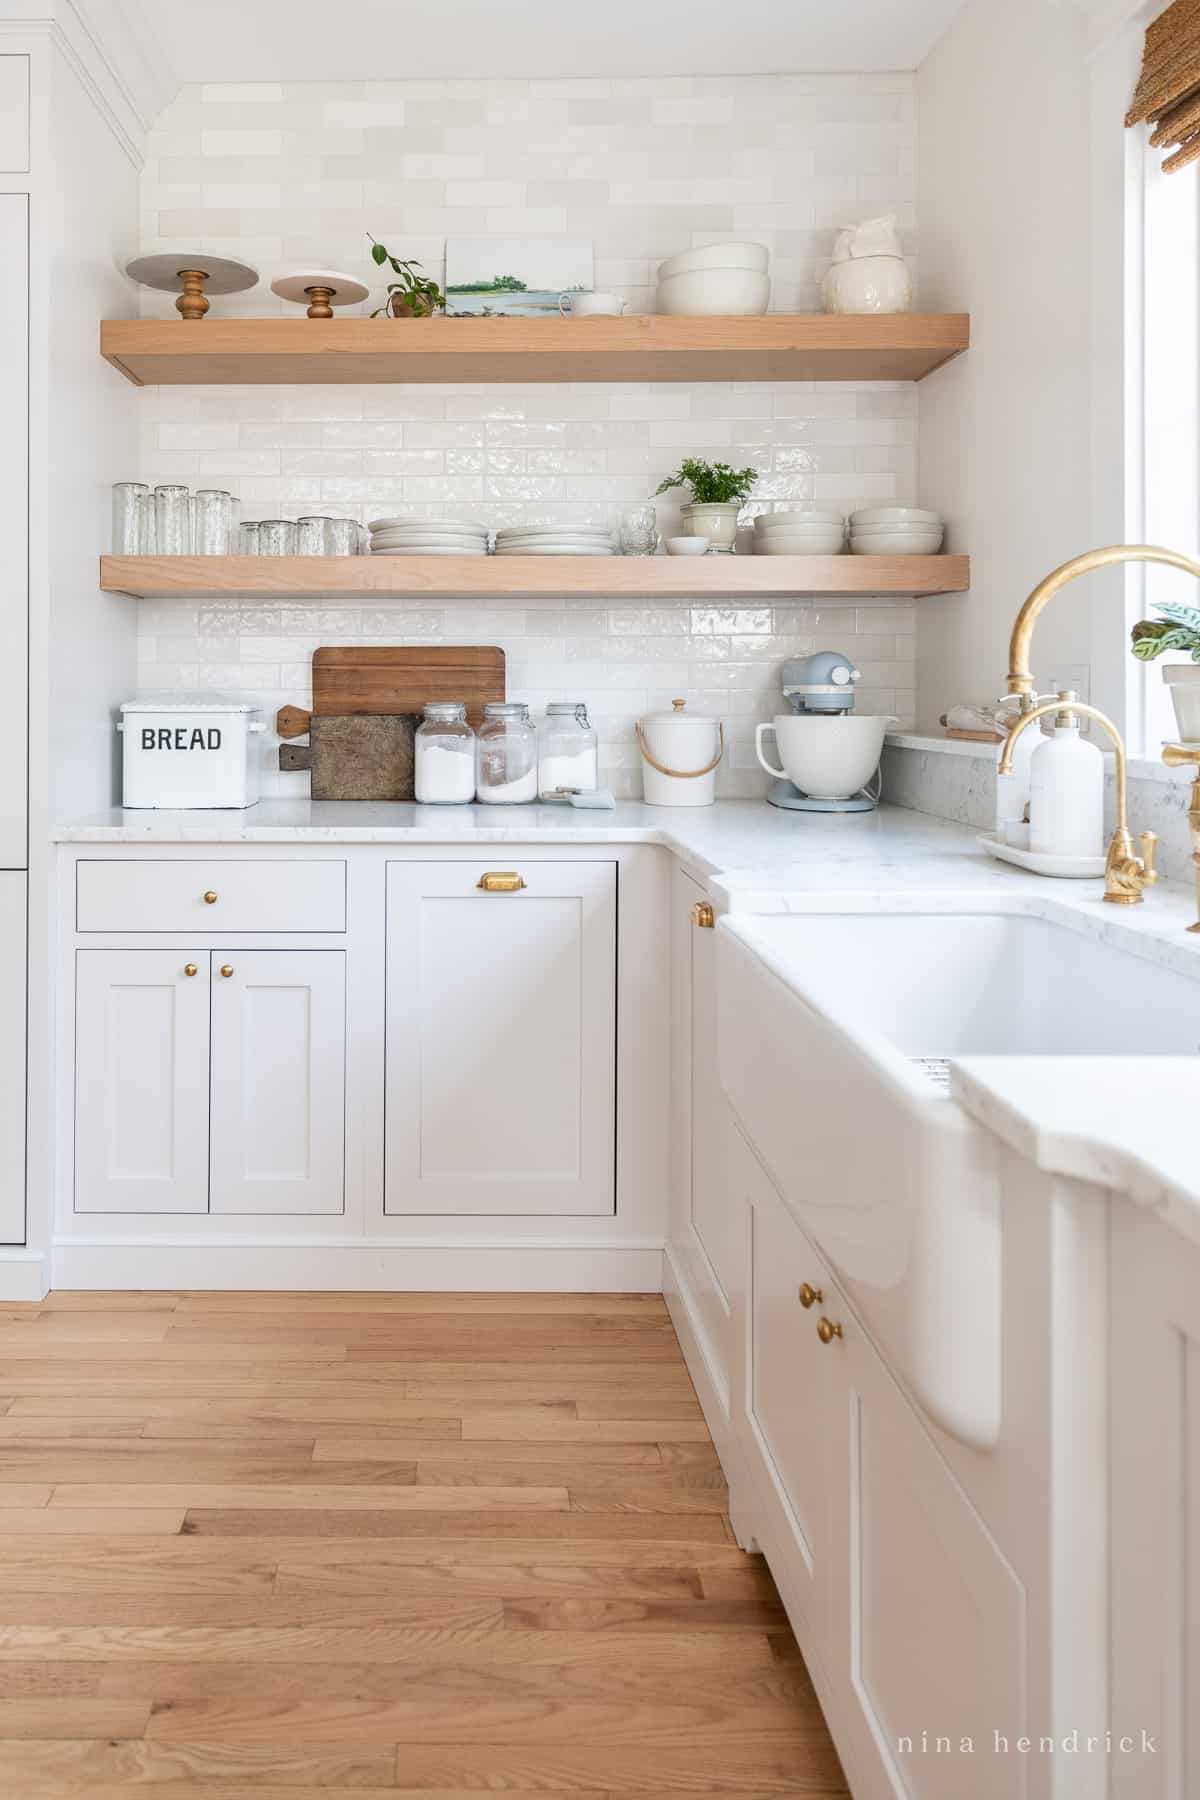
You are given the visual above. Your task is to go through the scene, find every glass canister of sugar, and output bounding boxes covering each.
[539,701,598,799]
[415,702,476,804]
[476,702,538,805]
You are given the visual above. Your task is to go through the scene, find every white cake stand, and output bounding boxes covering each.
[125,253,259,321]
[271,269,371,319]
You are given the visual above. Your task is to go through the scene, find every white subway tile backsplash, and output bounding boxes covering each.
[135,70,918,794]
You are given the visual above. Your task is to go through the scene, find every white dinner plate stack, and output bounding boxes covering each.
[368,517,489,556]
[848,507,944,555]
[752,508,846,555]
[493,525,615,556]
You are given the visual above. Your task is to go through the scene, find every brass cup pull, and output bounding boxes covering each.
[691,901,715,930]
[477,872,526,893]
[798,1282,823,1310]
[219,964,234,979]
[816,1317,844,1345]
[183,963,198,978]
[203,890,218,905]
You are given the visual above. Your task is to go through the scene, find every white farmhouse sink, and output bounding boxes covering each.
[717,906,1200,1450]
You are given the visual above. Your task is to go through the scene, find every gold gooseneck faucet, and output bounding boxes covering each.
[1001,544,1200,907]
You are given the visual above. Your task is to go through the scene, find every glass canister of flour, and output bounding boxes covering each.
[539,701,598,799]
[476,702,538,805]
[415,702,476,804]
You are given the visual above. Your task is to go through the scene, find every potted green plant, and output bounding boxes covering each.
[1130,598,1200,739]
[655,459,759,553]
[367,235,445,317]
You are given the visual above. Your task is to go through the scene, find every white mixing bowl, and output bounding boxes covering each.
[755,713,892,799]
[656,269,770,316]
[657,242,770,279]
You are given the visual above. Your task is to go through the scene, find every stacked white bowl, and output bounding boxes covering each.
[655,242,770,316]
[493,525,615,556]
[752,508,846,556]
[847,507,944,555]
[368,516,488,556]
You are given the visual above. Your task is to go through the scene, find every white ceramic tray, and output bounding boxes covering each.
[977,833,1106,879]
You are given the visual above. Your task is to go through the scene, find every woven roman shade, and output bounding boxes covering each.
[1127,0,1200,171]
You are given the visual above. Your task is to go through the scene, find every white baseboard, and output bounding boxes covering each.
[663,1241,733,1462]
[0,1250,51,1302]
[50,1240,664,1292]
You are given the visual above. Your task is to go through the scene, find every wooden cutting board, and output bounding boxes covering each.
[278,714,417,800]
[277,646,504,738]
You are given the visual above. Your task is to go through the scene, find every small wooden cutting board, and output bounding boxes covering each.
[277,646,505,739]
[279,714,417,800]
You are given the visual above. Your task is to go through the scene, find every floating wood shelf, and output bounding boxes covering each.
[100,314,970,387]
[100,554,970,601]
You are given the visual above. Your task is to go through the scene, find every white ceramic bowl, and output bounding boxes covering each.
[849,531,944,555]
[754,521,845,539]
[656,269,770,317]
[657,241,770,280]
[756,714,892,800]
[753,533,845,556]
[665,536,710,556]
[755,508,844,529]
[848,506,942,527]
[368,516,486,534]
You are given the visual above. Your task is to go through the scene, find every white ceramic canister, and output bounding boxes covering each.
[636,699,725,807]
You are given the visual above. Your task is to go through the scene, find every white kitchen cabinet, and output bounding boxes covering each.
[210,951,345,1216]
[75,947,346,1216]
[1110,1199,1200,1798]
[385,861,616,1215]
[74,949,211,1214]
[0,874,26,1243]
[0,191,28,868]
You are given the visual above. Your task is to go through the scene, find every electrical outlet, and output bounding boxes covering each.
[1045,664,1091,707]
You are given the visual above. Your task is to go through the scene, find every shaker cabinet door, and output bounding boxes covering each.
[209,951,346,1215]
[0,193,28,867]
[74,950,210,1214]
[0,873,25,1242]
[385,861,616,1215]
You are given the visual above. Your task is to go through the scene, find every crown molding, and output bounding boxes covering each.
[0,0,178,165]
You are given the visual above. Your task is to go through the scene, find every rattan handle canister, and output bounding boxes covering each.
[635,720,726,779]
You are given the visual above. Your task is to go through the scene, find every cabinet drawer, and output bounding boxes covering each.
[75,860,346,933]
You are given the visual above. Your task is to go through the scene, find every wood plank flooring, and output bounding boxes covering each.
[0,1291,848,1797]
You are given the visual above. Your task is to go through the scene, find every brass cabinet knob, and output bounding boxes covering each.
[183,963,198,978]
[691,901,715,929]
[477,872,526,893]
[816,1317,844,1345]
[798,1282,823,1310]
[219,964,234,978]
[203,890,218,905]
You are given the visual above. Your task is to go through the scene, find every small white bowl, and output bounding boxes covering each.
[666,536,710,556]
[658,241,769,280]
[656,269,770,316]
[848,506,942,527]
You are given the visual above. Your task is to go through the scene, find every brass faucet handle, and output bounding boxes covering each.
[1164,743,1200,768]
[1139,832,1159,889]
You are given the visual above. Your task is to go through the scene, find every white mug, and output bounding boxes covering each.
[559,291,628,317]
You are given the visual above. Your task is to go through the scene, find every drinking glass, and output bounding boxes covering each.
[296,516,331,555]
[238,521,261,554]
[194,489,232,554]
[154,484,191,555]
[619,504,659,556]
[258,519,297,555]
[325,517,359,556]
[112,482,148,553]
[135,492,157,554]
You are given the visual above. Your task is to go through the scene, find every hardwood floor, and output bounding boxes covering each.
[0,1291,849,1797]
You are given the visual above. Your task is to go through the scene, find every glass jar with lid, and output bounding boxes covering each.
[415,702,476,805]
[476,702,538,804]
[538,701,598,798]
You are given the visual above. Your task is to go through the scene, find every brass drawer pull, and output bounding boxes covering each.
[798,1282,823,1309]
[816,1317,844,1346]
[219,964,235,978]
[183,963,198,978]
[477,872,527,893]
[691,901,715,929]
[203,890,218,905]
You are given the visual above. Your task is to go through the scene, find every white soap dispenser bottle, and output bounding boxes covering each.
[1028,691,1104,858]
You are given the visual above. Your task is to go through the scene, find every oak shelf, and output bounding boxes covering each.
[100,313,970,387]
[100,553,970,601]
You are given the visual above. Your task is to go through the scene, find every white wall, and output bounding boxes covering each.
[916,0,1114,731]
[134,74,920,796]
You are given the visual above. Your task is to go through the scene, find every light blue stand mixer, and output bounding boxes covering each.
[762,651,885,814]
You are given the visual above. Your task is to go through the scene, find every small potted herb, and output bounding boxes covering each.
[1131,598,1200,740]
[655,459,759,553]
[367,236,445,317]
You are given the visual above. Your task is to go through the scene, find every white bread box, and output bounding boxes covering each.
[118,695,266,809]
